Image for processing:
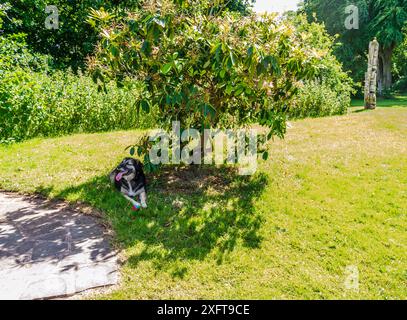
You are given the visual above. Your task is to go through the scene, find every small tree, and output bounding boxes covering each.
[88,0,322,165]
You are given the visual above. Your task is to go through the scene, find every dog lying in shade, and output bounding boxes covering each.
[109,157,147,210]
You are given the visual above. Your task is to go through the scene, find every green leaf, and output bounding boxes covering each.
[140,99,150,113]
[143,154,150,164]
[225,84,234,95]
[234,87,243,96]
[141,40,152,56]
[229,51,236,66]
[161,63,172,75]
[174,60,182,71]
[210,43,222,55]
[109,45,119,57]
[130,147,135,156]
[165,94,172,105]
[247,46,254,58]
[262,151,269,161]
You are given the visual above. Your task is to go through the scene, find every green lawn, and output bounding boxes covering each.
[0,106,406,299]
[351,94,407,107]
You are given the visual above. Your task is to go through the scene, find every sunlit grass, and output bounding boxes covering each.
[351,94,407,108]
[0,106,406,299]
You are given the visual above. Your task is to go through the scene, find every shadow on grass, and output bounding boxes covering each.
[41,166,268,277]
[352,108,371,113]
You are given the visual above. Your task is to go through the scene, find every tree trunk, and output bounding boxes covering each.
[377,56,383,96]
[379,45,395,92]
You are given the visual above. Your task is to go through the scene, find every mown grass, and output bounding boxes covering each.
[351,94,407,108]
[0,106,406,299]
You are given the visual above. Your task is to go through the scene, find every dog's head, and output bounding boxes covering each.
[113,158,143,182]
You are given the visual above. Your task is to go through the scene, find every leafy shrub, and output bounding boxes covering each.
[0,68,155,143]
[89,1,327,161]
[0,34,50,73]
[0,13,155,143]
[392,77,407,93]
[288,16,355,119]
[289,82,350,118]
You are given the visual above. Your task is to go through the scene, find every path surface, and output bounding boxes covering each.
[0,192,118,299]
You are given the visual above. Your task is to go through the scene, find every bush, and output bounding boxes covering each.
[90,4,355,131]
[0,19,155,143]
[0,68,156,143]
[89,3,330,147]
[289,82,350,118]
[0,15,155,143]
[288,15,355,119]
[392,77,407,93]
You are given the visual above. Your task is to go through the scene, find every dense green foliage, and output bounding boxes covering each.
[1,0,141,69]
[0,3,156,143]
[302,0,407,93]
[0,1,354,144]
[290,83,349,118]
[0,27,50,72]
[289,16,354,118]
[0,68,154,143]
[89,1,351,140]
[393,27,407,92]
[2,0,254,69]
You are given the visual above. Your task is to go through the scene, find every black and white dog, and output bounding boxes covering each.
[109,158,147,209]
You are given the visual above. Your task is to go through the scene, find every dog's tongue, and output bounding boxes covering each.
[115,171,126,182]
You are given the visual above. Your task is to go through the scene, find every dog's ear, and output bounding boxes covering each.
[133,159,143,171]
[117,158,126,169]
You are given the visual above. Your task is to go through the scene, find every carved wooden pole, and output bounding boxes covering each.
[364,38,379,110]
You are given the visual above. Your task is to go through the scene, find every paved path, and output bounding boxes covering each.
[0,192,118,299]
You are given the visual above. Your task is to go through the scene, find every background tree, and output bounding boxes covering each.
[221,0,255,15]
[371,0,407,92]
[301,0,407,93]
[393,26,407,91]
[1,0,142,69]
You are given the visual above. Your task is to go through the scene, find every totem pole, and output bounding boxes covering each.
[364,38,379,110]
